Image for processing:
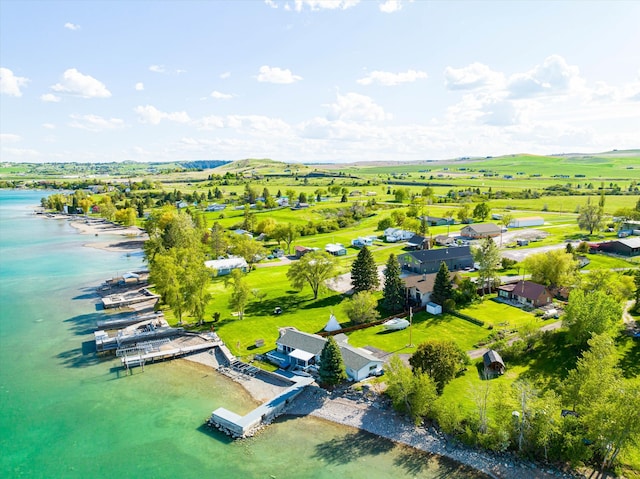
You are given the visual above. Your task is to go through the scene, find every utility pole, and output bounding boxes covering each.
[408,307,414,348]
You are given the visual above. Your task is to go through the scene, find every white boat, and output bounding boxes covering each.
[382,318,410,331]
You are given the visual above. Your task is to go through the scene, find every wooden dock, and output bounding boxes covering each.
[96,311,164,330]
[101,288,160,309]
[121,339,220,369]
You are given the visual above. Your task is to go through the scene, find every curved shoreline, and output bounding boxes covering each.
[182,352,575,479]
[284,387,572,479]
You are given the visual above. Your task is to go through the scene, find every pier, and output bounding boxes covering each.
[101,287,160,309]
[120,334,221,370]
[208,373,314,438]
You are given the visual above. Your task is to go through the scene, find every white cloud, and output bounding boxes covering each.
[211,90,233,99]
[149,65,166,73]
[257,65,302,84]
[134,105,191,125]
[379,0,404,13]
[220,72,231,79]
[40,93,61,102]
[69,114,124,132]
[135,82,144,91]
[444,63,505,90]
[0,67,29,97]
[264,0,278,8]
[64,22,80,30]
[51,68,111,98]
[357,69,427,86]
[508,55,583,98]
[42,123,56,129]
[326,92,390,122]
[197,115,225,130]
[294,0,360,11]
[0,133,22,143]
[1,147,39,158]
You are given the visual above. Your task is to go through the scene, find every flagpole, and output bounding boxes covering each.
[408,307,413,348]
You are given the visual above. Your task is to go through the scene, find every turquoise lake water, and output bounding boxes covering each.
[0,190,487,479]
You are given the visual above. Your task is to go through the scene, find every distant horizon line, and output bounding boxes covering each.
[2,148,639,166]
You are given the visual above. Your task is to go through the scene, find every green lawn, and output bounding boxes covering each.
[458,296,539,331]
[347,311,492,353]
[583,252,639,270]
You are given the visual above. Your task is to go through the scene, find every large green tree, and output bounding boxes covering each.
[523,249,579,288]
[272,223,299,254]
[225,269,250,320]
[384,355,437,423]
[231,234,266,270]
[409,340,468,394]
[343,291,380,324]
[318,336,347,387]
[473,237,501,295]
[351,246,379,293]
[577,198,603,235]
[382,254,405,313]
[287,250,338,299]
[473,202,491,221]
[563,289,622,345]
[431,261,453,307]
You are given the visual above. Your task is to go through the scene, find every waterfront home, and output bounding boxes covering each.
[398,246,473,275]
[205,257,248,276]
[267,327,383,381]
[497,280,552,307]
[460,223,501,238]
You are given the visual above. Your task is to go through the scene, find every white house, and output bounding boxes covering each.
[325,243,347,256]
[267,327,383,382]
[508,216,544,228]
[383,228,413,243]
[205,257,248,276]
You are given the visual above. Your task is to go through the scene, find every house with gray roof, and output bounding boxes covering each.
[460,223,501,238]
[398,246,473,274]
[597,237,640,257]
[266,327,383,381]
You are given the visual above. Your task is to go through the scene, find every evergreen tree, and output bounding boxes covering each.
[318,336,347,387]
[382,253,405,313]
[431,261,453,308]
[351,246,379,293]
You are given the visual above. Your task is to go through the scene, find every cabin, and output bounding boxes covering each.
[205,257,249,276]
[498,280,552,307]
[266,328,383,382]
[460,223,501,238]
[398,246,473,275]
[325,243,347,256]
[405,234,429,250]
[483,350,505,377]
[508,216,544,228]
[597,238,640,257]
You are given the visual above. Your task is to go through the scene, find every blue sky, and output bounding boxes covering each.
[1,0,639,163]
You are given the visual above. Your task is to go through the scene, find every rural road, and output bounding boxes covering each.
[500,241,580,262]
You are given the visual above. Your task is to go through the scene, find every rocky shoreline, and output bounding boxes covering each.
[284,385,582,479]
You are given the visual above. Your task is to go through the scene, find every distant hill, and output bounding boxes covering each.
[179,160,231,170]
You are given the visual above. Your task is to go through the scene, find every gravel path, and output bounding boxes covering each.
[286,386,578,479]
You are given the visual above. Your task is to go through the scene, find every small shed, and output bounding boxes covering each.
[483,350,505,377]
[426,302,442,315]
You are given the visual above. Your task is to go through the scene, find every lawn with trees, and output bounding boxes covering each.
[27,152,640,477]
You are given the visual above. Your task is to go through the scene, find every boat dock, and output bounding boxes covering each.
[96,311,164,330]
[208,373,314,438]
[94,317,182,352]
[101,287,160,309]
[120,333,221,370]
